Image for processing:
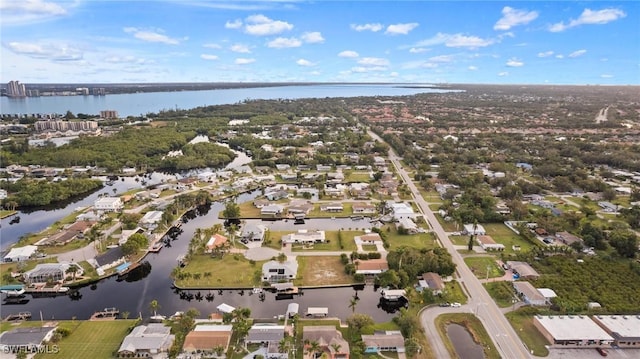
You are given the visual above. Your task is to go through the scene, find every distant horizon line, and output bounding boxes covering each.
[2,81,638,87]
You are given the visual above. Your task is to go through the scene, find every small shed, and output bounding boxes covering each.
[216,303,236,314]
[3,245,38,262]
[286,303,299,318]
[305,307,328,317]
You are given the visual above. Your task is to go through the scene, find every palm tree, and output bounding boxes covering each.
[348,297,358,313]
[277,252,288,263]
[330,343,342,355]
[278,337,290,354]
[149,299,160,317]
[213,345,225,357]
[66,265,79,281]
[122,311,130,319]
[307,341,321,359]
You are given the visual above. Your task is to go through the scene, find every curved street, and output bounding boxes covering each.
[368,130,532,359]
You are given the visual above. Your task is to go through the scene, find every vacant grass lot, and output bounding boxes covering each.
[484,223,536,253]
[483,281,518,308]
[345,172,372,182]
[505,310,550,357]
[435,313,500,359]
[295,256,353,286]
[443,280,468,304]
[380,224,437,250]
[464,256,504,279]
[35,320,137,359]
[175,254,267,288]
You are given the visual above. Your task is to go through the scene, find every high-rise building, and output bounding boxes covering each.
[100,110,119,119]
[91,87,106,96]
[7,81,27,98]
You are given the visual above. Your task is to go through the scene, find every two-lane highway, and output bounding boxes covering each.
[369,130,532,359]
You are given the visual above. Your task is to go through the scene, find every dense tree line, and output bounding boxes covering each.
[1,178,103,207]
[378,247,456,288]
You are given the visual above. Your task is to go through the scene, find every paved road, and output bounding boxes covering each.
[368,130,532,359]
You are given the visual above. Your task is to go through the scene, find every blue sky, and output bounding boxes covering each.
[1,0,638,84]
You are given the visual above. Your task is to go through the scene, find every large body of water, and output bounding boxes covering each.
[1,84,449,117]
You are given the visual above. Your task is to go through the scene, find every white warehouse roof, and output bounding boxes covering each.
[535,316,614,341]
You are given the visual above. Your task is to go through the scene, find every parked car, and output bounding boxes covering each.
[439,302,451,307]
[451,302,462,308]
[596,348,608,357]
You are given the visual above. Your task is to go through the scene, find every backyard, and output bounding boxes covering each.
[484,223,536,253]
[173,254,267,288]
[295,256,353,286]
[464,256,505,280]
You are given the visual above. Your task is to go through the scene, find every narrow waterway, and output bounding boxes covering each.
[446,324,485,359]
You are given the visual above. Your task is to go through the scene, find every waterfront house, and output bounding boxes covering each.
[362,332,405,353]
[303,326,350,359]
[23,262,83,284]
[352,203,376,214]
[206,234,229,252]
[253,198,270,208]
[140,210,163,229]
[92,247,125,275]
[241,224,267,242]
[117,323,174,357]
[182,325,232,357]
[93,196,123,212]
[0,327,57,353]
[320,203,344,212]
[265,190,289,201]
[3,245,38,262]
[282,230,325,244]
[262,258,298,283]
[355,258,388,277]
[418,272,445,295]
[261,204,284,218]
[246,324,285,353]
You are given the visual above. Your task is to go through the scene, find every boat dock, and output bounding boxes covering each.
[149,242,164,253]
[25,284,69,295]
[90,307,119,321]
[3,312,31,322]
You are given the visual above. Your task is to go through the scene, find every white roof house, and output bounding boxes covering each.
[94,196,123,211]
[117,324,174,356]
[533,315,614,347]
[463,224,486,236]
[391,202,416,220]
[3,245,38,262]
[282,230,325,244]
[216,303,236,314]
[140,211,163,226]
[262,259,298,283]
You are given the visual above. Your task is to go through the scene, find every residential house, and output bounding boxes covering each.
[246,324,288,359]
[324,186,345,198]
[140,211,163,229]
[118,227,145,246]
[93,196,123,211]
[476,235,505,251]
[281,173,299,181]
[287,202,314,216]
[391,202,416,221]
[206,234,229,253]
[38,220,96,246]
[275,164,291,171]
[355,258,388,276]
[531,200,555,209]
[362,332,405,353]
[555,232,583,246]
[303,326,350,359]
[265,190,289,201]
[506,261,540,280]
[418,272,445,295]
[182,325,232,357]
[253,198,270,208]
[0,327,57,353]
[261,204,284,218]
[396,217,419,234]
[597,201,618,212]
[462,224,486,236]
[354,233,383,245]
[92,247,125,275]
[24,262,83,283]
[196,170,217,182]
[282,230,326,244]
[262,258,298,283]
[241,224,267,242]
[117,323,175,357]
[373,156,386,168]
[320,203,344,212]
[352,203,376,214]
[3,245,38,262]
[316,165,332,172]
[513,281,546,306]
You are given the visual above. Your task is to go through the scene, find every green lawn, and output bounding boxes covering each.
[361,244,378,251]
[308,204,350,218]
[442,280,468,305]
[175,254,267,288]
[35,320,137,359]
[505,310,550,357]
[237,201,262,217]
[380,224,437,250]
[345,172,373,182]
[419,190,442,204]
[484,281,518,308]
[484,223,536,253]
[0,210,18,219]
[464,256,504,279]
[295,256,353,286]
[448,235,468,246]
[435,313,500,359]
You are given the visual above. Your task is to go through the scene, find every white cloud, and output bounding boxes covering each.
[0,0,68,25]
[6,41,83,61]
[358,57,390,66]
[385,22,419,35]
[301,32,325,44]
[244,14,293,36]
[203,43,222,49]
[549,8,626,32]
[338,50,359,58]
[506,57,524,67]
[468,66,478,71]
[267,37,302,48]
[200,54,219,60]
[568,49,587,58]
[350,23,383,32]
[416,33,494,48]
[556,54,564,59]
[230,44,251,53]
[104,55,152,65]
[428,55,454,63]
[498,71,509,76]
[537,51,554,57]
[296,59,315,66]
[494,6,539,31]
[600,74,613,78]
[235,58,255,65]
[225,19,243,29]
[409,47,427,53]
[351,66,387,73]
[123,27,182,45]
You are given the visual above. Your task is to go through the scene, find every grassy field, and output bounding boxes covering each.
[448,235,468,246]
[175,254,267,288]
[435,313,500,359]
[0,210,18,219]
[483,281,518,308]
[345,172,373,182]
[35,320,137,359]
[505,310,550,357]
[361,244,378,251]
[295,256,353,286]
[443,280,468,304]
[380,225,437,250]
[463,256,504,279]
[484,223,536,253]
